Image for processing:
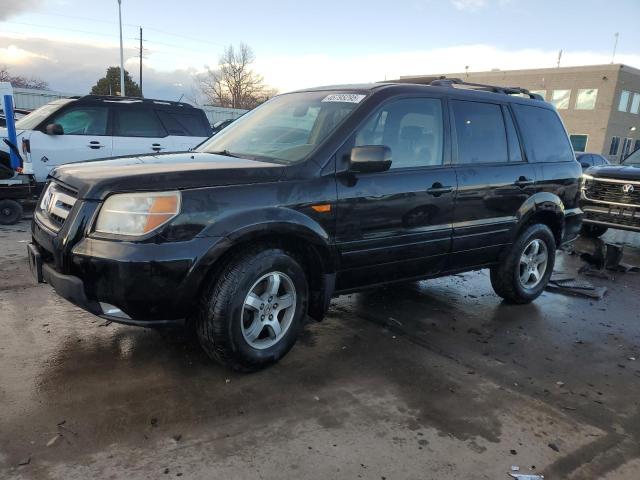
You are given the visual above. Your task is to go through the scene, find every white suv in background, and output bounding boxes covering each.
[1,95,213,183]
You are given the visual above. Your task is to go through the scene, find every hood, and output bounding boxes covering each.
[50,152,285,200]
[587,164,640,182]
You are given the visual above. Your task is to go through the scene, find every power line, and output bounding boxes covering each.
[10,12,225,47]
[1,20,220,54]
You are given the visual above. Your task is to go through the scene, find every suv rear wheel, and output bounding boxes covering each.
[490,224,556,304]
[195,245,308,371]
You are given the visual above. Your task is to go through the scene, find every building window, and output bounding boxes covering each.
[570,134,588,152]
[551,90,571,109]
[619,91,630,112]
[530,90,546,100]
[621,137,633,159]
[575,89,598,110]
[609,136,620,155]
[634,139,640,153]
[630,93,640,114]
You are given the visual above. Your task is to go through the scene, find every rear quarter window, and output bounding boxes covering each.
[512,104,574,162]
[157,110,212,137]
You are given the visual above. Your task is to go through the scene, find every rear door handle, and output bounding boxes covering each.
[88,141,104,149]
[426,182,454,196]
[514,177,534,187]
[151,143,164,152]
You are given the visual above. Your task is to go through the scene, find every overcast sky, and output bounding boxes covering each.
[1,0,639,102]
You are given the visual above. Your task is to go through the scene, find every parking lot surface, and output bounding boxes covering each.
[1,219,639,480]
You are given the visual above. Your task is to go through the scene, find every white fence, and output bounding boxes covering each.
[11,88,79,111]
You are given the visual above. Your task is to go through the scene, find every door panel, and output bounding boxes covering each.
[448,100,535,269]
[335,97,455,291]
[111,106,171,157]
[29,104,112,182]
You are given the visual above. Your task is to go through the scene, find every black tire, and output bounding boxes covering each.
[0,199,23,225]
[490,224,556,304]
[195,245,309,371]
[581,224,608,238]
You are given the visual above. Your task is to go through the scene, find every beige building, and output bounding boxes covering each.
[396,64,640,163]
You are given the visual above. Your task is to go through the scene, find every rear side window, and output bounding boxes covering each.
[113,108,166,137]
[512,104,574,162]
[156,110,211,137]
[451,100,508,164]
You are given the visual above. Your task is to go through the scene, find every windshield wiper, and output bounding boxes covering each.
[207,149,241,158]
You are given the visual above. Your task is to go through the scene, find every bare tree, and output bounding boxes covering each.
[0,65,49,90]
[197,44,276,110]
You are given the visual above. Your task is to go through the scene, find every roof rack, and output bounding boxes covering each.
[429,77,544,100]
[78,95,194,108]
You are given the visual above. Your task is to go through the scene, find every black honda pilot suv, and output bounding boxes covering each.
[29,80,583,370]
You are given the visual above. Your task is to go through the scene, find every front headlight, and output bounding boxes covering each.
[95,191,181,236]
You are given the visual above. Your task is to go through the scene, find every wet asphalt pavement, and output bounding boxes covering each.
[1,219,639,480]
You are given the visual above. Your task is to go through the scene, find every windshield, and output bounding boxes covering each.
[14,99,73,131]
[197,91,366,164]
[623,148,640,166]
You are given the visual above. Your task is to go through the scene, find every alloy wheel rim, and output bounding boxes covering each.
[241,271,296,350]
[519,239,548,289]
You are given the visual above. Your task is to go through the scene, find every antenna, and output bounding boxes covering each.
[611,32,619,64]
[557,49,562,68]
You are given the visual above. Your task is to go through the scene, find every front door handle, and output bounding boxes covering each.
[426,182,454,196]
[88,141,104,149]
[151,143,164,152]
[514,176,534,187]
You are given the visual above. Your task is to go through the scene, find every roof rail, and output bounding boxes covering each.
[78,95,194,108]
[429,77,544,100]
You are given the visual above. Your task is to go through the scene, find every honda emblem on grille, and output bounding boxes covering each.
[622,184,635,194]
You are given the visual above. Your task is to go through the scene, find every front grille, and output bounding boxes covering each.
[39,181,78,231]
[584,206,640,230]
[584,178,640,206]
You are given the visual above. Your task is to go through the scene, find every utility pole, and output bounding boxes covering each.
[139,26,143,97]
[117,0,126,96]
[611,32,619,64]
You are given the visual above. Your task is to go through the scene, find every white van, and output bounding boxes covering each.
[0,95,213,183]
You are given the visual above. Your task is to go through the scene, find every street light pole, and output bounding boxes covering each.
[117,0,126,96]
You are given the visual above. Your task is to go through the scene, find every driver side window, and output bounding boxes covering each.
[355,98,444,169]
[50,106,108,136]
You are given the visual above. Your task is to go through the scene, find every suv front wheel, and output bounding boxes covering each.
[195,245,309,371]
[490,224,556,304]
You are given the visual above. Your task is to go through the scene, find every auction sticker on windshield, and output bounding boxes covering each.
[322,94,366,103]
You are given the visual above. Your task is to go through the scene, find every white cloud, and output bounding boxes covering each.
[0,44,49,64]
[451,0,487,11]
[2,34,639,101]
[256,45,640,93]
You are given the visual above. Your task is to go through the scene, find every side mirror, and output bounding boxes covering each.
[45,123,64,135]
[580,162,590,169]
[349,145,392,174]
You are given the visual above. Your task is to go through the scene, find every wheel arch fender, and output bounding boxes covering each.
[515,192,565,244]
[182,207,337,321]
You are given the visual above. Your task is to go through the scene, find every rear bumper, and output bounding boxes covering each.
[562,207,583,245]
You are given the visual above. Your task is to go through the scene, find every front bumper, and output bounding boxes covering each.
[31,218,230,326]
[581,202,640,233]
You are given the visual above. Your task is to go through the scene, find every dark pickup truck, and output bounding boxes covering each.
[29,80,583,370]
[581,148,640,237]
